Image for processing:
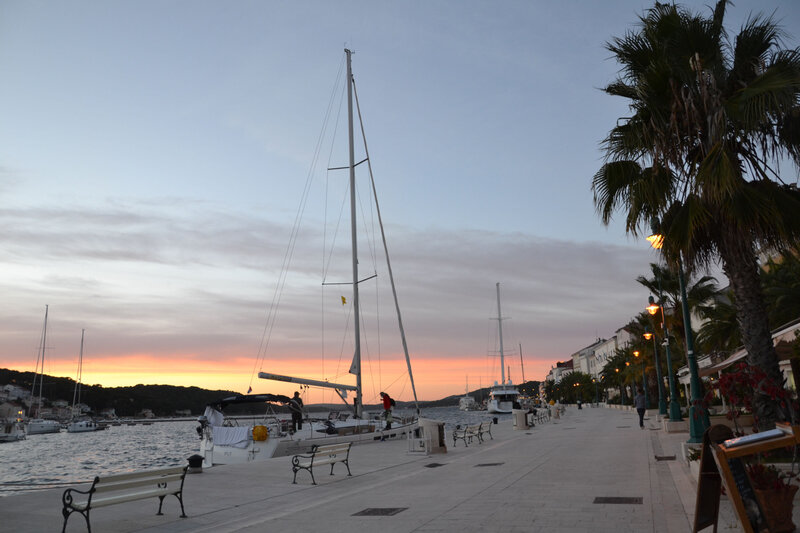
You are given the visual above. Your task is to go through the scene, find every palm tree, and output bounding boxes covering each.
[695,290,741,354]
[593,1,800,429]
[636,262,719,353]
[762,252,800,328]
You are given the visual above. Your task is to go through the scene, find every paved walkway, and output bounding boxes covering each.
[2,406,748,532]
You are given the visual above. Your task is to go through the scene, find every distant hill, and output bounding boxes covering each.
[0,368,540,416]
[0,368,238,417]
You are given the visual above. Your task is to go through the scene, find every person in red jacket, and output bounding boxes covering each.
[380,392,393,430]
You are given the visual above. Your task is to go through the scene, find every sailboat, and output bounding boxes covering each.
[197,49,419,466]
[67,330,105,433]
[26,305,61,435]
[0,418,25,442]
[486,283,520,414]
[0,406,25,443]
[458,377,479,411]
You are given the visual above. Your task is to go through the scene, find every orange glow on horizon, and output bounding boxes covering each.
[3,352,556,403]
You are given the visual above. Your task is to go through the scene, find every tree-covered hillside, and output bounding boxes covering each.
[0,368,238,417]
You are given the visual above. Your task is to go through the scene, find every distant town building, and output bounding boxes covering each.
[0,402,25,419]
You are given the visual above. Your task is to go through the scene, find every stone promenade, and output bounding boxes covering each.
[1,406,747,532]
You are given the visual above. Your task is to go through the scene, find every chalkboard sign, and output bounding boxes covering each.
[704,423,800,533]
[693,424,731,532]
[726,457,766,531]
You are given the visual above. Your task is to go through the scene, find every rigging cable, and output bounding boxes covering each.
[247,54,347,394]
[353,77,420,413]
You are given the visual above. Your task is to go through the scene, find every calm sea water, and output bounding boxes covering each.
[0,407,509,497]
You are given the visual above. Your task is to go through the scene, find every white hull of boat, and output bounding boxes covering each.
[458,396,480,411]
[26,419,61,435]
[487,399,513,414]
[67,420,105,433]
[486,384,519,415]
[200,419,418,467]
[1,419,26,442]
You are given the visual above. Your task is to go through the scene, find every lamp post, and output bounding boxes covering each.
[647,295,682,421]
[644,328,667,416]
[648,226,709,443]
[633,350,648,407]
[625,361,633,405]
[592,378,599,404]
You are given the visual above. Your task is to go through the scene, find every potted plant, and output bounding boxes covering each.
[705,363,794,434]
[747,461,798,533]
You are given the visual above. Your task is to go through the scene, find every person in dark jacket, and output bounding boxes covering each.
[634,388,646,429]
[289,391,304,432]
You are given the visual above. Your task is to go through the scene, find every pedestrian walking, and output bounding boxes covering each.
[634,388,646,429]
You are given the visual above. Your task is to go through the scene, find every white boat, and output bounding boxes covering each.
[26,305,61,435]
[66,330,105,433]
[0,418,26,442]
[458,377,479,411]
[197,49,419,467]
[486,283,520,414]
[67,419,106,433]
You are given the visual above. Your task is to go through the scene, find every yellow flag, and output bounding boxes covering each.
[341,296,347,305]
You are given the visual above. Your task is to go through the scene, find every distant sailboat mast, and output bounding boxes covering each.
[32,304,49,418]
[71,329,85,417]
[496,282,505,385]
[519,343,526,383]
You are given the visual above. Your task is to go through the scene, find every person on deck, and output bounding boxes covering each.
[289,391,304,432]
[380,392,393,430]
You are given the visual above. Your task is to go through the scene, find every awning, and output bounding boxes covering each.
[698,349,747,377]
[697,318,800,378]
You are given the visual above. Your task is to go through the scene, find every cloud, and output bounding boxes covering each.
[0,198,658,397]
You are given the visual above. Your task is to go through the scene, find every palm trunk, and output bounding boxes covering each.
[719,233,783,430]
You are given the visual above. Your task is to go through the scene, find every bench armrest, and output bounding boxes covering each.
[292,453,314,467]
[62,477,99,509]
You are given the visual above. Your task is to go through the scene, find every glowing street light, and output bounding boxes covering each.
[646,296,682,421]
[643,327,667,415]
[633,350,648,407]
[648,223,708,443]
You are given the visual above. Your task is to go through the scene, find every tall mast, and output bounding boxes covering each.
[72,329,85,416]
[496,282,505,385]
[519,343,526,383]
[346,48,362,418]
[38,304,49,417]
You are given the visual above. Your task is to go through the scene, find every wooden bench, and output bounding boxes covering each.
[291,442,352,485]
[452,423,481,447]
[478,420,494,441]
[61,465,188,533]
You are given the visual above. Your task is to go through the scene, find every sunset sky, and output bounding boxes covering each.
[1,1,798,404]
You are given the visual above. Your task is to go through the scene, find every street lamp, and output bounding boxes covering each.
[648,224,709,443]
[644,327,667,416]
[647,295,682,421]
[592,378,599,404]
[633,350,648,407]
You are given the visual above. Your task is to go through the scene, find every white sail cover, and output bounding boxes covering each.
[210,426,250,448]
[203,406,224,427]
